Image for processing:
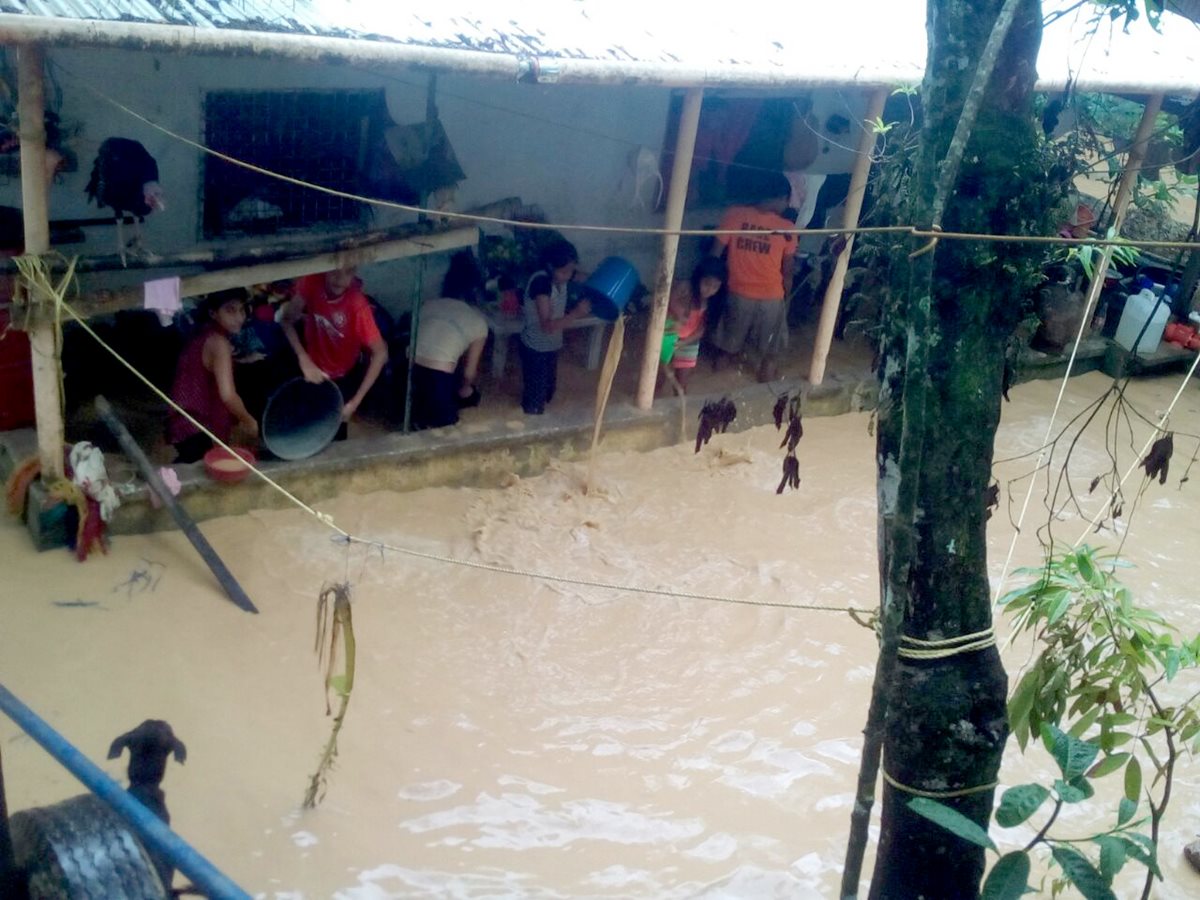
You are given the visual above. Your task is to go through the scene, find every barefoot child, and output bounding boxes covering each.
[167,289,259,463]
[661,257,727,393]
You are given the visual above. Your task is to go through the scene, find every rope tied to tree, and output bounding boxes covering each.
[882,766,999,800]
[897,627,997,660]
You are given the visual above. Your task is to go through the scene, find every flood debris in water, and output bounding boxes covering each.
[112,559,166,598]
[304,581,356,810]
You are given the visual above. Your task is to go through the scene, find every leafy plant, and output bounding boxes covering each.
[1058,228,1141,281]
[1000,547,1200,899]
[912,548,1200,898]
[908,723,1156,900]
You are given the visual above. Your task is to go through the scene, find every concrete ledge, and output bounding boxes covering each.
[2,371,880,541]
[1016,336,1108,384]
[1101,340,1196,379]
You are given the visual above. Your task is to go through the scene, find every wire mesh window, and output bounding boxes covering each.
[202,89,386,237]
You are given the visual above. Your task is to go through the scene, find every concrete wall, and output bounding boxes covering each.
[2,46,674,316]
[3,46,864,317]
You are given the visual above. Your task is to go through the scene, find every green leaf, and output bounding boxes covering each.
[1055,776,1095,804]
[981,851,1031,900]
[1118,833,1162,880]
[1088,752,1131,779]
[1076,550,1100,588]
[906,797,996,851]
[1165,648,1180,681]
[1117,796,1137,826]
[1047,725,1100,780]
[996,784,1051,827]
[1093,835,1127,883]
[1008,669,1040,749]
[1068,705,1101,739]
[1124,756,1142,802]
[1051,845,1117,900]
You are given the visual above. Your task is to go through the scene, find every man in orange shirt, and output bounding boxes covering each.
[281,267,389,426]
[709,173,797,382]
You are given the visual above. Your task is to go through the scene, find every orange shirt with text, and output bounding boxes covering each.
[715,206,797,301]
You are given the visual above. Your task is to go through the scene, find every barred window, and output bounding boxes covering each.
[201,89,386,237]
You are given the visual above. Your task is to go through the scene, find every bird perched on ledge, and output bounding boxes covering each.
[85,137,166,264]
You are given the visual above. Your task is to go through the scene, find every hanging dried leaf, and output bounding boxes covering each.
[777,453,801,494]
[779,413,804,453]
[772,393,788,431]
[1088,475,1101,494]
[1141,433,1174,485]
[695,398,737,453]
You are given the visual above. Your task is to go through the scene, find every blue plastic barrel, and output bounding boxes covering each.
[583,257,640,321]
[262,378,344,461]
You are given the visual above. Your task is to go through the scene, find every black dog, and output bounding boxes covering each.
[108,720,187,891]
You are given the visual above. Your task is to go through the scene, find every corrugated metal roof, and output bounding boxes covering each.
[0,0,1197,93]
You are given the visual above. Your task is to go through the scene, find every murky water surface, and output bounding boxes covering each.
[3,371,1200,898]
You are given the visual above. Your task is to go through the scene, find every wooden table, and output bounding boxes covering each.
[482,306,609,378]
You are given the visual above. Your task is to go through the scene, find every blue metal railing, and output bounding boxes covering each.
[0,682,250,900]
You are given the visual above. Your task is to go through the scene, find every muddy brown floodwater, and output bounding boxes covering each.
[3,371,1200,898]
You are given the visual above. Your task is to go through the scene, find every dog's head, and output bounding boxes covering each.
[108,719,186,787]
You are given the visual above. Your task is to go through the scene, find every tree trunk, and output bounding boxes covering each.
[866,2,1046,897]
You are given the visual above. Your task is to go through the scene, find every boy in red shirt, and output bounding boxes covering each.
[281,267,388,425]
[710,172,797,382]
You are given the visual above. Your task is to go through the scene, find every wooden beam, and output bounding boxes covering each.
[62,226,479,321]
[18,44,65,480]
[808,87,887,386]
[636,87,703,411]
[95,396,257,615]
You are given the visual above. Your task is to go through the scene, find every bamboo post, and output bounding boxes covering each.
[94,396,258,615]
[18,45,65,480]
[1075,93,1164,331]
[635,87,703,411]
[808,87,888,386]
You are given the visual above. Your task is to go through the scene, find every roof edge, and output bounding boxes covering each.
[0,14,910,89]
[0,14,1192,96]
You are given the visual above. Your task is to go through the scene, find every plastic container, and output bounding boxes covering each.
[262,378,344,461]
[1113,287,1170,356]
[203,446,256,484]
[583,257,640,321]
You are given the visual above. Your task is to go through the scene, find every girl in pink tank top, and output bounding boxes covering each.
[167,289,258,463]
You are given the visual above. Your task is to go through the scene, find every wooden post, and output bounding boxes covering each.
[18,44,65,480]
[635,87,703,411]
[808,87,888,386]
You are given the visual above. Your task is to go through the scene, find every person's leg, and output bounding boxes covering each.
[545,350,558,407]
[710,294,752,372]
[412,366,459,429]
[752,299,787,383]
[520,343,547,415]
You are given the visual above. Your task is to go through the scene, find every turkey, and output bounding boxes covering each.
[85,138,166,264]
